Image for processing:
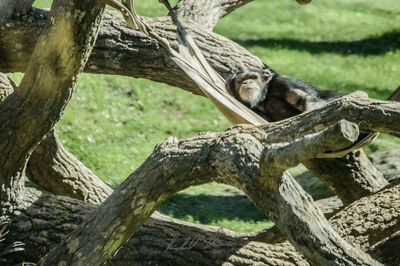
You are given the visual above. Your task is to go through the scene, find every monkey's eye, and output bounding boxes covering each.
[247,75,258,79]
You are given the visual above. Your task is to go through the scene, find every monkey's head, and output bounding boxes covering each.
[226,68,274,108]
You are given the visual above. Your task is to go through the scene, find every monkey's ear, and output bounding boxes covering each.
[263,69,274,83]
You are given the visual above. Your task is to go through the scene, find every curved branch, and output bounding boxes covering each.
[0,9,264,95]
[0,74,340,248]
[26,129,113,204]
[0,72,112,205]
[0,1,105,208]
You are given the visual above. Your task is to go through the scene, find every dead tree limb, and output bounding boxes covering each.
[0,1,396,264]
[0,9,264,95]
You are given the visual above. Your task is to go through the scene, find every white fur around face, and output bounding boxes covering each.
[240,86,264,107]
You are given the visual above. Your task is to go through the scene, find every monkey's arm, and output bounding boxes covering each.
[0,0,36,24]
[271,74,339,113]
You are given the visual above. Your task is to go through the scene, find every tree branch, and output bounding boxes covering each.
[6,182,398,265]
[173,0,254,30]
[0,72,112,205]
[0,9,264,95]
[26,129,113,204]
[7,187,309,265]
[0,0,105,210]
[0,74,344,249]
[262,120,359,171]
[0,11,389,205]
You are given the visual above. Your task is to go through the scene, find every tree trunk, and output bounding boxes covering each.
[0,0,105,221]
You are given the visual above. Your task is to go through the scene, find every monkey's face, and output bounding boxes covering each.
[232,69,273,108]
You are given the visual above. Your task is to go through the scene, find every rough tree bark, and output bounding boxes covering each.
[0,73,112,205]
[0,0,105,220]
[0,0,398,265]
[173,0,254,30]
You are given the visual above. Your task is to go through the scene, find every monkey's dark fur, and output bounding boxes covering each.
[226,67,340,121]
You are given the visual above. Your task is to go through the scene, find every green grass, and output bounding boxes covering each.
[15,0,400,232]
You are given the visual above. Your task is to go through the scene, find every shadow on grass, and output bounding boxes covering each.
[159,193,269,224]
[235,30,400,55]
[328,81,396,99]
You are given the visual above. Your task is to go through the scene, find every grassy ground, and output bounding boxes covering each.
[16,0,400,232]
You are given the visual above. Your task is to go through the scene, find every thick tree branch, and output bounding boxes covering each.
[330,180,400,261]
[0,73,341,247]
[26,129,113,204]
[14,117,400,264]
[0,2,396,264]
[173,0,254,30]
[262,120,359,171]
[7,187,309,265]
[0,1,105,212]
[6,183,398,265]
[0,9,264,95]
[0,74,342,249]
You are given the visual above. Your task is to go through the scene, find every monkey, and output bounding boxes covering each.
[226,67,340,121]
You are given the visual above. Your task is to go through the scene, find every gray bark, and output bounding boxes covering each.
[0,0,35,24]
[7,187,309,265]
[0,9,264,95]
